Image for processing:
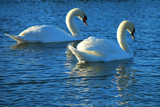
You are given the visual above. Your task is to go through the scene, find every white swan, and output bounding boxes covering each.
[5,8,87,43]
[68,20,135,63]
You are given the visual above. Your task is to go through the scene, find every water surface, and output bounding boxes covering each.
[0,0,160,106]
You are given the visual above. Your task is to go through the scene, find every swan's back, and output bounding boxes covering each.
[19,25,74,42]
[77,37,120,56]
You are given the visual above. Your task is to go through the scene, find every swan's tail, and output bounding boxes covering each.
[68,45,86,63]
[5,33,27,43]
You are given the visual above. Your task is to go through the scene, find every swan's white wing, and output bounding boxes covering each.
[77,37,124,57]
[19,25,67,37]
[19,25,74,42]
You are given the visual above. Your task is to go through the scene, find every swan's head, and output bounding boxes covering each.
[118,20,135,40]
[77,12,87,26]
[76,8,87,26]
[125,21,135,40]
[68,8,87,26]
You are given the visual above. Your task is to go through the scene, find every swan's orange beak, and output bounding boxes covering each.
[131,27,135,40]
[83,15,87,26]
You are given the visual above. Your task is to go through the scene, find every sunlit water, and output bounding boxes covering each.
[0,0,160,106]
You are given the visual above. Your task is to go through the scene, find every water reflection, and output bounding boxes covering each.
[115,63,136,106]
[10,42,69,50]
[65,54,136,106]
[0,0,159,106]
[70,62,119,77]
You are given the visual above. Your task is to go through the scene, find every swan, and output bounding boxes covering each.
[68,20,135,63]
[5,8,87,43]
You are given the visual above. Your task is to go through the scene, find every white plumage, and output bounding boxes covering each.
[68,20,135,63]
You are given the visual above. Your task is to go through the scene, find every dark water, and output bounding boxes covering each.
[0,0,160,106]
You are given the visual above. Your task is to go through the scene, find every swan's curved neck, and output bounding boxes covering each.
[66,12,81,37]
[117,24,133,56]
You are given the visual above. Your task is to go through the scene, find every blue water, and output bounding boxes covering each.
[0,0,160,106]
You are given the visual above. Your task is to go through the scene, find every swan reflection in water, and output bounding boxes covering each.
[10,42,68,51]
[9,39,82,51]
[66,50,136,106]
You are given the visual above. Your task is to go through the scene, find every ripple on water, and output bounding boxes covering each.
[0,0,160,106]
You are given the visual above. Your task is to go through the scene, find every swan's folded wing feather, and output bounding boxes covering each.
[68,45,104,62]
[68,45,86,62]
[77,37,121,57]
[19,25,73,42]
[19,25,68,37]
